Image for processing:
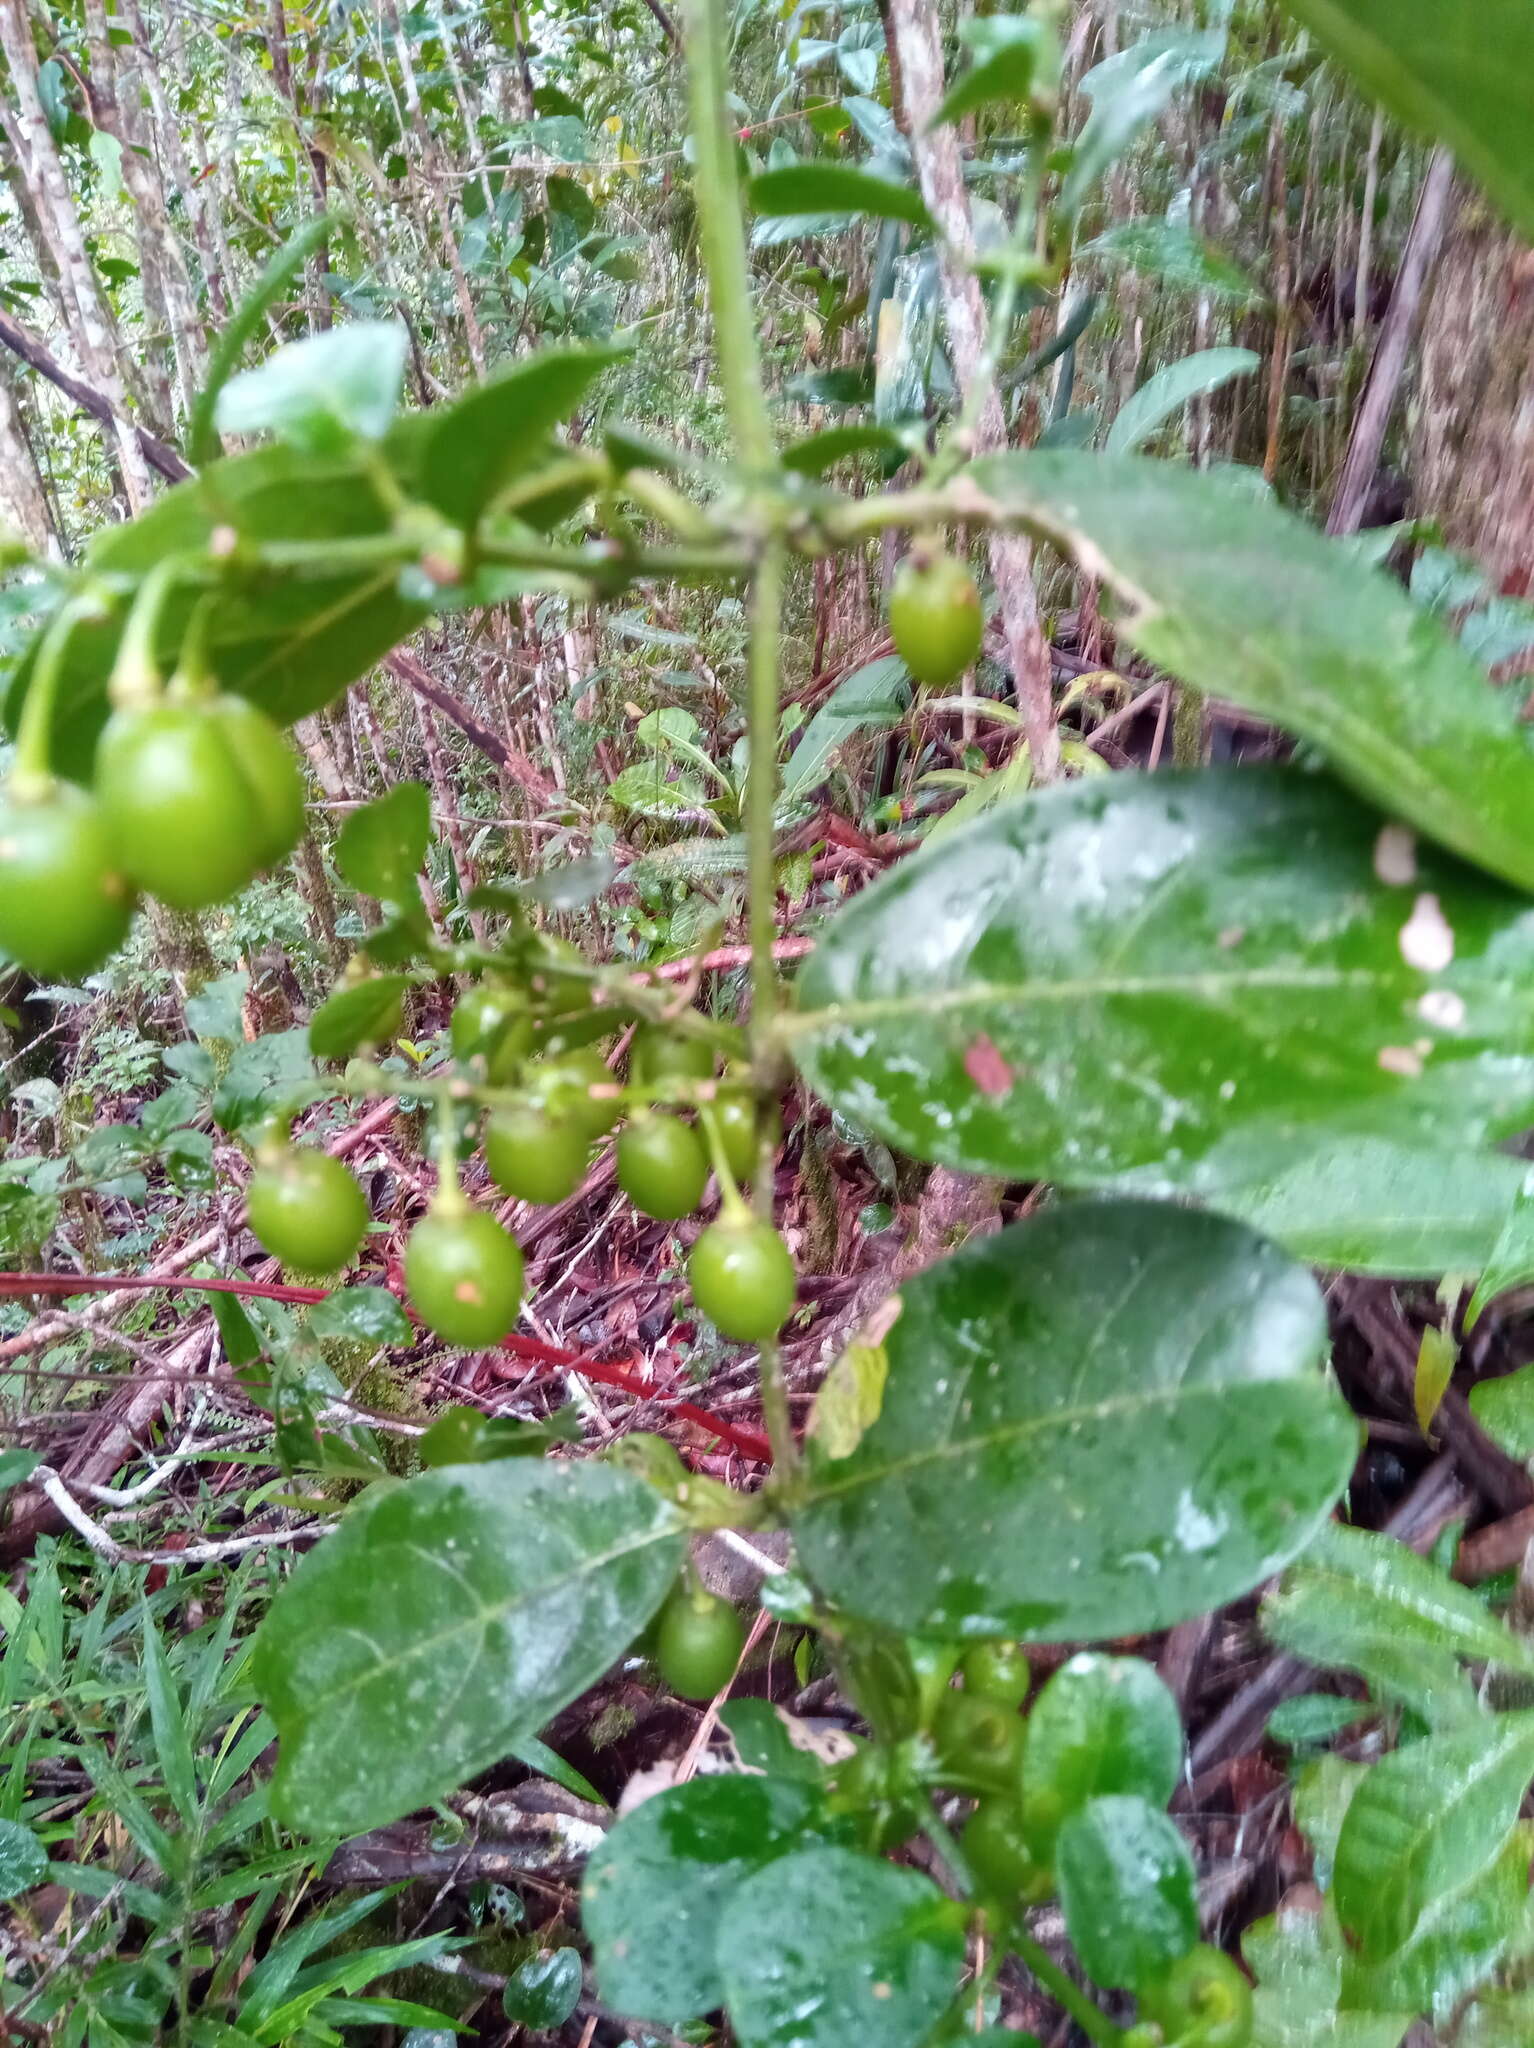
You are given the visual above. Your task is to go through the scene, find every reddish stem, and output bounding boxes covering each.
[0,1269,773,1463]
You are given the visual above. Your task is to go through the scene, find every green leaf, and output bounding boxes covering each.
[1055,1795,1198,1993]
[792,768,1534,1188]
[1244,1900,1412,2048]
[1021,1654,1183,1852]
[253,1461,684,1835]
[307,1287,413,1347]
[1466,1170,1534,1326]
[336,784,431,903]
[716,1846,965,2048]
[932,16,1054,127]
[1332,1713,1534,1963]
[789,1201,1352,1643]
[1266,1695,1367,1750]
[585,1776,840,2023]
[141,1606,199,1828]
[190,214,341,465]
[780,423,909,476]
[965,453,1534,893]
[502,1949,582,2028]
[1105,346,1260,455]
[1470,1362,1534,1466]
[418,344,625,528]
[1063,29,1224,216]
[0,1448,42,1490]
[780,653,910,801]
[1082,219,1262,305]
[215,322,409,454]
[1281,0,1534,241]
[1264,1522,1534,1684]
[0,1819,47,1899]
[1107,1133,1532,1278]
[750,163,932,229]
[1342,1829,1530,2022]
[308,975,410,1060]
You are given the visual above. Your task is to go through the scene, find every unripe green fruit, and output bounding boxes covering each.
[0,783,133,979]
[889,548,984,687]
[711,1089,761,1183]
[631,1025,714,1090]
[405,1205,525,1347]
[963,1797,1047,1901]
[452,982,535,1082]
[95,703,262,908]
[532,1047,621,1141]
[206,695,306,867]
[961,1639,1030,1709]
[688,1217,796,1341]
[246,1150,369,1275]
[616,1113,708,1220]
[1139,1946,1253,2048]
[653,1584,745,1700]
[485,1103,588,1206]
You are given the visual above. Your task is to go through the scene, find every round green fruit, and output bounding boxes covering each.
[0,782,133,980]
[532,1047,620,1141]
[963,1797,1046,1902]
[933,1692,1023,1791]
[710,1088,762,1183]
[206,695,306,867]
[961,1640,1030,1710]
[405,1206,525,1347]
[485,1103,588,1206]
[630,1024,715,1090]
[889,548,984,687]
[451,982,534,1082]
[95,704,262,909]
[653,1584,745,1700]
[616,1114,708,1221]
[246,1149,368,1275]
[688,1217,796,1342]
[1140,1946,1253,2048]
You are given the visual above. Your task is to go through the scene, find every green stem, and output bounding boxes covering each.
[109,555,193,709]
[1011,1928,1126,2047]
[681,0,773,472]
[11,592,99,791]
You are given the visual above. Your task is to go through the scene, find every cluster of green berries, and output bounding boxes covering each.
[245,987,798,1358]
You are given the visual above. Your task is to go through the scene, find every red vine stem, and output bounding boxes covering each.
[0,1270,773,1464]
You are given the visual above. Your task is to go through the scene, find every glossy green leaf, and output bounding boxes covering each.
[1082,219,1262,305]
[307,1286,413,1347]
[1021,1654,1183,1852]
[585,1776,839,2023]
[716,1846,965,2048]
[780,422,908,475]
[750,163,932,229]
[253,1460,684,1834]
[216,321,409,453]
[1281,0,1534,240]
[1465,1171,1534,1327]
[1105,346,1260,455]
[502,1949,582,2028]
[336,784,431,904]
[1266,1694,1367,1751]
[792,768,1534,1188]
[966,454,1534,892]
[789,1201,1352,1643]
[1063,30,1224,215]
[0,1819,47,1899]
[1342,1830,1530,2023]
[1107,1133,1532,1278]
[1264,1522,1534,1684]
[307,974,410,1060]
[1332,1713,1534,1963]
[418,344,625,527]
[1055,1795,1198,1993]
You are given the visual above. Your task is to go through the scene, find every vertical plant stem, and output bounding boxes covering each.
[681,0,773,472]
[681,0,795,1473]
